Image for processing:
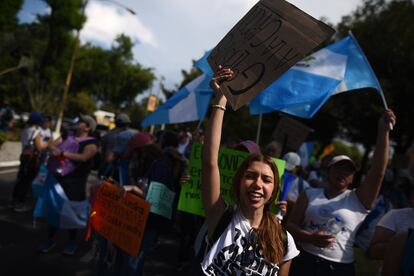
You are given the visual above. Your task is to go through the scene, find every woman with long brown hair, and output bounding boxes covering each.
[199,66,299,275]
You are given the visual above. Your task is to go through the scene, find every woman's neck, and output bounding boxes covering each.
[240,205,264,229]
[324,185,347,199]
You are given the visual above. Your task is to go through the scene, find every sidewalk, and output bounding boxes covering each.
[0,141,21,167]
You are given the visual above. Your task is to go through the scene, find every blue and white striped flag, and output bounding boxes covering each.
[195,35,383,118]
[249,35,383,118]
[33,172,89,229]
[141,74,213,127]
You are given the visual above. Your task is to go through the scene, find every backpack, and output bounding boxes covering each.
[20,129,41,171]
[47,135,95,176]
[191,208,288,274]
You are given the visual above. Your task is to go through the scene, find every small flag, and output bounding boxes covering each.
[141,75,212,127]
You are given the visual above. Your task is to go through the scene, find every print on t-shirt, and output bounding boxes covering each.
[204,227,280,275]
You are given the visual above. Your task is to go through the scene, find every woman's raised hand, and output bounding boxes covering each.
[209,65,234,91]
[378,109,396,132]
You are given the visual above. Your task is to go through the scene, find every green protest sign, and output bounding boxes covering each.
[146,181,175,219]
[178,143,285,216]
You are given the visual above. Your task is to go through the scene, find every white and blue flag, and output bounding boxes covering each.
[141,74,213,127]
[249,35,383,118]
[195,35,383,118]
[33,172,89,229]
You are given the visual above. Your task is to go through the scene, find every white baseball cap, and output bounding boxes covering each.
[327,155,356,170]
[283,152,301,171]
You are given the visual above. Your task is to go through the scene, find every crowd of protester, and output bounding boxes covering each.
[0,71,413,276]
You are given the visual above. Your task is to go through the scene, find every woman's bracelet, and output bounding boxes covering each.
[211,104,226,111]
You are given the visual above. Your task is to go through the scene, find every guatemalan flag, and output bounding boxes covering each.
[249,34,383,118]
[141,74,213,127]
[33,172,89,229]
[196,35,383,119]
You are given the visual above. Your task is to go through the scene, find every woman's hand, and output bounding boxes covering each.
[210,65,234,92]
[50,148,61,157]
[378,109,396,133]
[276,200,288,216]
[310,230,336,248]
[119,185,145,198]
[179,173,191,185]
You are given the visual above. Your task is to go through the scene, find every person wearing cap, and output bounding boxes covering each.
[100,113,133,166]
[287,109,396,276]
[38,114,98,255]
[10,112,44,212]
[106,113,137,183]
[278,152,310,222]
[112,113,136,156]
[283,152,310,203]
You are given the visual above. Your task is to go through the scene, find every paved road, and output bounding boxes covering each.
[0,169,185,276]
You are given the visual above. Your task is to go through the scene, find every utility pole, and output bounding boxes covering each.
[54,0,136,137]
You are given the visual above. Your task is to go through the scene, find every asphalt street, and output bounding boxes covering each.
[0,168,184,276]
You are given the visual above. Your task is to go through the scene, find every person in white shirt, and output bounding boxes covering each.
[287,109,396,276]
[368,180,414,264]
[12,112,44,212]
[199,66,299,276]
[35,115,53,164]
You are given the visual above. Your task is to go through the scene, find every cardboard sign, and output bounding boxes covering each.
[91,181,150,256]
[208,0,335,110]
[146,181,175,219]
[177,143,285,216]
[272,114,313,152]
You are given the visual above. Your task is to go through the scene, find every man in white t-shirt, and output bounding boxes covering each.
[12,112,43,212]
[38,115,52,146]
[368,181,414,260]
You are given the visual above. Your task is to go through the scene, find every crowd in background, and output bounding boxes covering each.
[0,100,413,276]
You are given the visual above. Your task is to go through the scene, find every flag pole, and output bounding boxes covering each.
[255,113,263,145]
[349,31,393,129]
[196,119,203,131]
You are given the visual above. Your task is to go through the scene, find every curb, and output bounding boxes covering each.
[0,161,20,168]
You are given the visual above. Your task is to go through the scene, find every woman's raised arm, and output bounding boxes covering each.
[201,66,234,238]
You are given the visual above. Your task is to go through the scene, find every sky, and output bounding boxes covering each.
[18,0,363,100]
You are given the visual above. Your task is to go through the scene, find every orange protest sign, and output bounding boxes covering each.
[90,181,150,256]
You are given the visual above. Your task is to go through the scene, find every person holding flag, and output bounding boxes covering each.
[287,109,396,276]
[37,114,98,255]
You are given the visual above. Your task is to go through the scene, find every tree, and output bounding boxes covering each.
[73,34,155,110]
[0,2,154,118]
[66,91,96,117]
[0,0,86,113]
[336,0,414,153]
[0,0,24,33]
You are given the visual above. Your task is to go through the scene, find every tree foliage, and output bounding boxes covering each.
[0,1,154,119]
[335,0,414,152]
[73,35,155,110]
[0,0,24,33]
